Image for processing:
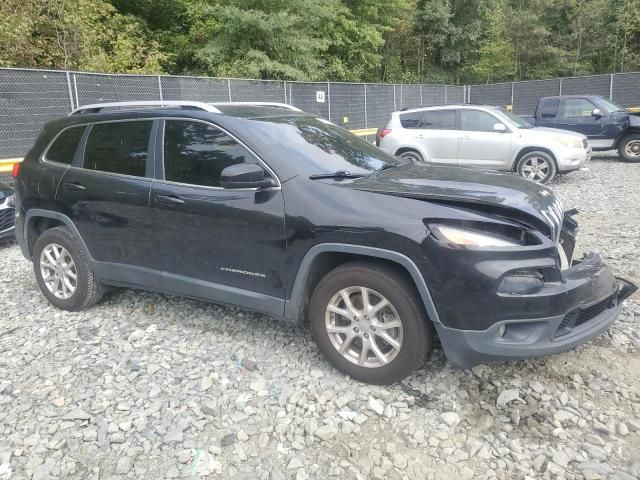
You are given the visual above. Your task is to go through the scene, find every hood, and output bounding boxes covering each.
[0,182,12,200]
[347,163,564,241]
[526,127,586,139]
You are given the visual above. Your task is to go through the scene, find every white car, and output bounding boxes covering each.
[378,105,591,183]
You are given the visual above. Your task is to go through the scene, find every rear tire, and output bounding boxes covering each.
[309,261,432,385]
[33,226,104,311]
[398,150,424,162]
[618,133,640,162]
[516,151,557,184]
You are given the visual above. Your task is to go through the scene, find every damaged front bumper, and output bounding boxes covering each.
[436,253,637,369]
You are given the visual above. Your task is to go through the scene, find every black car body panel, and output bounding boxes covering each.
[0,181,15,239]
[14,105,637,368]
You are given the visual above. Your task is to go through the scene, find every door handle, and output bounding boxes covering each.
[460,135,471,140]
[415,134,425,139]
[156,194,185,206]
[63,182,86,191]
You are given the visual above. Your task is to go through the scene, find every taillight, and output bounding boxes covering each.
[12,162,20,178]
[380,128,392,139]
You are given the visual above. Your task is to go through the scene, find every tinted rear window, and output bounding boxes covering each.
[45,126,85,164]
[541,99,560,118]
[83,121,152,177]
[422,110,456,129]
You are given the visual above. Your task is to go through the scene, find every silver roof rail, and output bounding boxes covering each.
[70,101,222,115]
[211,102,302,112]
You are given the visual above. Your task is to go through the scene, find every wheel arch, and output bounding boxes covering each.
[24,210,91,260]
[613,128,640,149]
[394,146,429,161]
[513,146,557,172]
[284,244,440,326]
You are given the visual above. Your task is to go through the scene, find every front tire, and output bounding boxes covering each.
[398,150,424,162]
[618,133,640,162]
[33,226,104,311]
[309,261,432,385]
[516,151,557,184]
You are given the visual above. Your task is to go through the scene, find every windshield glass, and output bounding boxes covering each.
[245,115,399,175]
[495,108,533,128]
[599,97,624,113]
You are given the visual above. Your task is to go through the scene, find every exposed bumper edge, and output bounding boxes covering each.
[437,277,637,369]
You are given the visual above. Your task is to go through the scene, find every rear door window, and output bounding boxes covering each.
[45,126,85,164]
[421,110,456,129]
[163,120,258,188]
[540,99,560,118]
[83,121,153,177]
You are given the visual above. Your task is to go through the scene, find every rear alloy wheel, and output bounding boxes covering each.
[398,150,424,162]
[33,226,104,311]
[516,151,557,184]
[618,133,640,162]
[310,261,432,384]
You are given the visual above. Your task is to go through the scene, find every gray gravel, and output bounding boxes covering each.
[1,156,639,480]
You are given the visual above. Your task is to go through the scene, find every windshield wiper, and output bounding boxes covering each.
[309,170,365,180]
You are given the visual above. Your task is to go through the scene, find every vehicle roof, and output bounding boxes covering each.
[397,104,502,113]
[539,94,604,100]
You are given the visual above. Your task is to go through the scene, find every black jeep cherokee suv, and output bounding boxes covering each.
[14,101,636,385]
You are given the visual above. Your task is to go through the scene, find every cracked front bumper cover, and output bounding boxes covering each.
[436,260,637,369]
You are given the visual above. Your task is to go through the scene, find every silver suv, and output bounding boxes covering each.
[378,105,591,183]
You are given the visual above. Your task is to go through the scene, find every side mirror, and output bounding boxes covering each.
[493,123,507,132]
[220,164,274,189]
[591,108,603,118]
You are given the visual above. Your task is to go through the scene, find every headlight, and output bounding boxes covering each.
[431,224,521,247]
[6,194,15,208]
[555,135,583,148]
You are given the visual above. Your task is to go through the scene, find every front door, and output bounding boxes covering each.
[457,109,513,169]
[151,119,286,316]
[56,119,162,288]
[558,98,608,140]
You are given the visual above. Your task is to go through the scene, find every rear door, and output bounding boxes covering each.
[56,119,162,288]
[150,119,286,316]
[402,109,458,164]
[534,98,561,128]
[457,109,513,169]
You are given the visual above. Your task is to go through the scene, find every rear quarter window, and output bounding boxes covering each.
[83,121,153,177]
[44,126,85,164]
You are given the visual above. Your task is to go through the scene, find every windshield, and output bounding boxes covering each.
[495,108,533,128]
[245,115,399,176]
[599,97,624,113]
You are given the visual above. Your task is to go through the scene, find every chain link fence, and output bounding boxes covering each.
[470,73,640,115]
[3,66,637,164]
[0,67,464,160]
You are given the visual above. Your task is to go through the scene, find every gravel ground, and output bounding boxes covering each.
[1,156,639,480]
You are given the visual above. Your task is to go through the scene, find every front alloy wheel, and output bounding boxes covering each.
[517,151,557,184]
[325,286,403,368]
[310,261,432,385]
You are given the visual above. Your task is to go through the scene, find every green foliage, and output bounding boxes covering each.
[2,0,640,84]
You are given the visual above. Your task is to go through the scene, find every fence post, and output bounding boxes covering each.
[400,84,403,108]
[444,85,448,104]
[393,85,397,111]
[327,82,331,121]
[420,85,423,106]
[511,82,514,108]
[363,84,368,129]
[72,73,79,108]
[559,78,563,95]
[65,71,75,111]
[227,78,232,101]
[283,81,287,104]
[609,74,614,100]
[157,76,163,101]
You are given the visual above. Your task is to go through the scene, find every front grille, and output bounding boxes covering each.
[555,295,615,338]
[0,207,14,232]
